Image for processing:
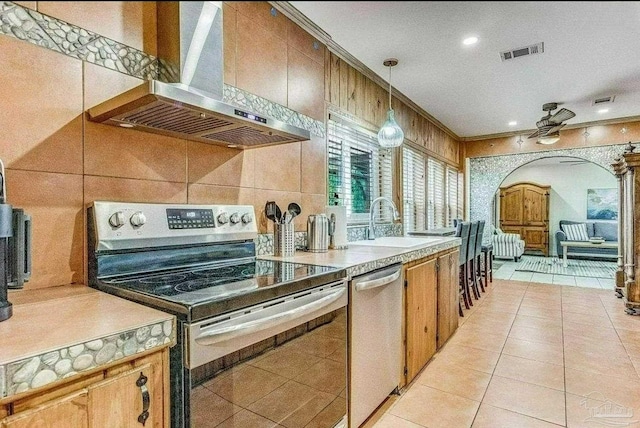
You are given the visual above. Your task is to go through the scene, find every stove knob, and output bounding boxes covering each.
[217,212,229,224]
[229,212,240,224]
[130,211,147,227]
[241,213,253,224]
[108,211,125,228]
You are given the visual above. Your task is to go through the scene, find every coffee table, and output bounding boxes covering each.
[560,240,618,267]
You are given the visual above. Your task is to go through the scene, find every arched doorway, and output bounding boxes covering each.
[492,156,617,257]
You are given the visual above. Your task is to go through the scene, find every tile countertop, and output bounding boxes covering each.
[1,284,176,400]
[262,236,462,278]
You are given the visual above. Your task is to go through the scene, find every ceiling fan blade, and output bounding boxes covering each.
[546,124,566,134]
[528,129,541,139]
[549,108,575,124]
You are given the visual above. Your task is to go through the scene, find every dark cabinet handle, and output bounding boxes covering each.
[136,372,150,426]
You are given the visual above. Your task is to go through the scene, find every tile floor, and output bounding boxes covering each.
[370,278,640,428]
[493,256,616,289]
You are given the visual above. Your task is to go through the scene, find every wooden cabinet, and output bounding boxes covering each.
[404,258,438,384]
[437,250,459,349]
[1,390,88,428]
[1,348,169,428]
[499,182,550,256]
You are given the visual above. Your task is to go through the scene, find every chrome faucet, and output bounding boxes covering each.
[368,197,400,240]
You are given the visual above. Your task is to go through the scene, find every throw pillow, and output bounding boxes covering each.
[562,223,589,241]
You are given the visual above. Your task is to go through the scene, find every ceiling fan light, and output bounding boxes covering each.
[378,109,404,148]
[537,134,560,145]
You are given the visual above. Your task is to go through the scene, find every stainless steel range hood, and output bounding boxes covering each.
[87,2,310,149]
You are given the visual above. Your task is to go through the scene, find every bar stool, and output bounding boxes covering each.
[466,221,480,301]
[456,221,471,316]
[481,244,493,285]
[474,220,486,293]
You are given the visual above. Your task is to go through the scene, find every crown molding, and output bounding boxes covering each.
[461,115,640,142]
[269,1,460,141]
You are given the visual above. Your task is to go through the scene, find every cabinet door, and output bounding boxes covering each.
[522,227,548,256]
[88,362,160,428]
[523,187,549,226]
[2,390,88,428]
[437,250,459,349]
[500,187,524,226]
[405,258,437,383]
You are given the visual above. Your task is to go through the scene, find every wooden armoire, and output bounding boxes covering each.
[499,182,550,256]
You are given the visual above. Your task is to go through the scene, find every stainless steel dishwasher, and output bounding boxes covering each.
[350,263,403,427]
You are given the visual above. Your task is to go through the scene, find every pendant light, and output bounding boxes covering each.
[377,58,404,148]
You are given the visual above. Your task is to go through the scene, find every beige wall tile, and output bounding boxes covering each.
[187,143,255,187]
[253,189,301,233]
[222,2,237,86]
[253,142,301,192]
[84,176,187,204]
[287,20,325,65]
[84,123,187,182]
[37,1,157,54]
[236,12,288,106]
[288,48,325,121]
[187,184,255,206]
[301,193,327,232]
[13,1,35,9]
[301,136,327,195]
[6,170,84,289]
[84,62,144,109]
[0,37,83,175]
[234,2,288,39]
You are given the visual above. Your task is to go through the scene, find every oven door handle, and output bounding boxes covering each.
[194,286,346,345]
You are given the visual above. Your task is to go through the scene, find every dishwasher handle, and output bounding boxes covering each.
[194,286,346,345]
[355,269,401,291]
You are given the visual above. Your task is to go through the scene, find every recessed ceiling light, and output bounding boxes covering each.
[119,123,135,128]
[598,108,609,114]
[463,36,478,46]
[508,121,517,126]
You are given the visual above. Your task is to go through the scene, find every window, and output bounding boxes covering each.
[427,158,445,228]
[327,117,393,223]
[402,146,426,232]
[402,145,461,231]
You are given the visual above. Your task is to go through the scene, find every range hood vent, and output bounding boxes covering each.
[86,2,310,149]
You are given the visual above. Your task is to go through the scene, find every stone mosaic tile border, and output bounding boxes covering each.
[0,2,325,138]
[345,238,461,278]
[468,144,628,234]
[2,319,175,399]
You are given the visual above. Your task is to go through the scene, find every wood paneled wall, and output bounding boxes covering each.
[325,52,460,167]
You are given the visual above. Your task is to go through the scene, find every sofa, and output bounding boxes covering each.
[492,227,525,261]
[555,220,618,260]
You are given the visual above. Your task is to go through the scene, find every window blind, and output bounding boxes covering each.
[427,158,446,229]
[327,118,393,223]
[402,146,426,232]
[446,166,458,226]
[457,171,464,220]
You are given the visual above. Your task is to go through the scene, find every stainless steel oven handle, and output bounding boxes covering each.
[355,270,400,291]
[194,286,346,345]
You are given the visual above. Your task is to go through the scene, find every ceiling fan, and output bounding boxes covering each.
[528,102,576,144]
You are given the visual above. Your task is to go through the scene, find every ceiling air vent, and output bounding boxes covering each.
[500,42,544,61]
[592,96,615,106]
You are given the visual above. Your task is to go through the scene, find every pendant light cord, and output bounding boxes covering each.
[388,65,392,109]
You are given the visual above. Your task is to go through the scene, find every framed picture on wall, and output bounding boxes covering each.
[587,188,618,220]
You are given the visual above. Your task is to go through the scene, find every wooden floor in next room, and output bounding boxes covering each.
[368,278,640,428]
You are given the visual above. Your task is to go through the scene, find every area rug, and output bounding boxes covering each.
[514,257,616,278]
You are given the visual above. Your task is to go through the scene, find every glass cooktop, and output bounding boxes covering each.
[99,259,341,307]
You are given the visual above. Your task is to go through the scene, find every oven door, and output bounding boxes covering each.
[185,280,348,428]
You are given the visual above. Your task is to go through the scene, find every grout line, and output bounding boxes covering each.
[560,281,568,428]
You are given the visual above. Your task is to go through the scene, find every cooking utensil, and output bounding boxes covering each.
[275,204,283,223]
[265,201,277,223]
[287,203,301,223]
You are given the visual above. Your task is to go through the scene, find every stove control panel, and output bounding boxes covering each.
[92,202,258,251]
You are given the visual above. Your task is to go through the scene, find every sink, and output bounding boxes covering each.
[349,236,444,248]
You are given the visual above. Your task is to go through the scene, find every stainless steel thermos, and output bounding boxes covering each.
[306,214,329,253]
